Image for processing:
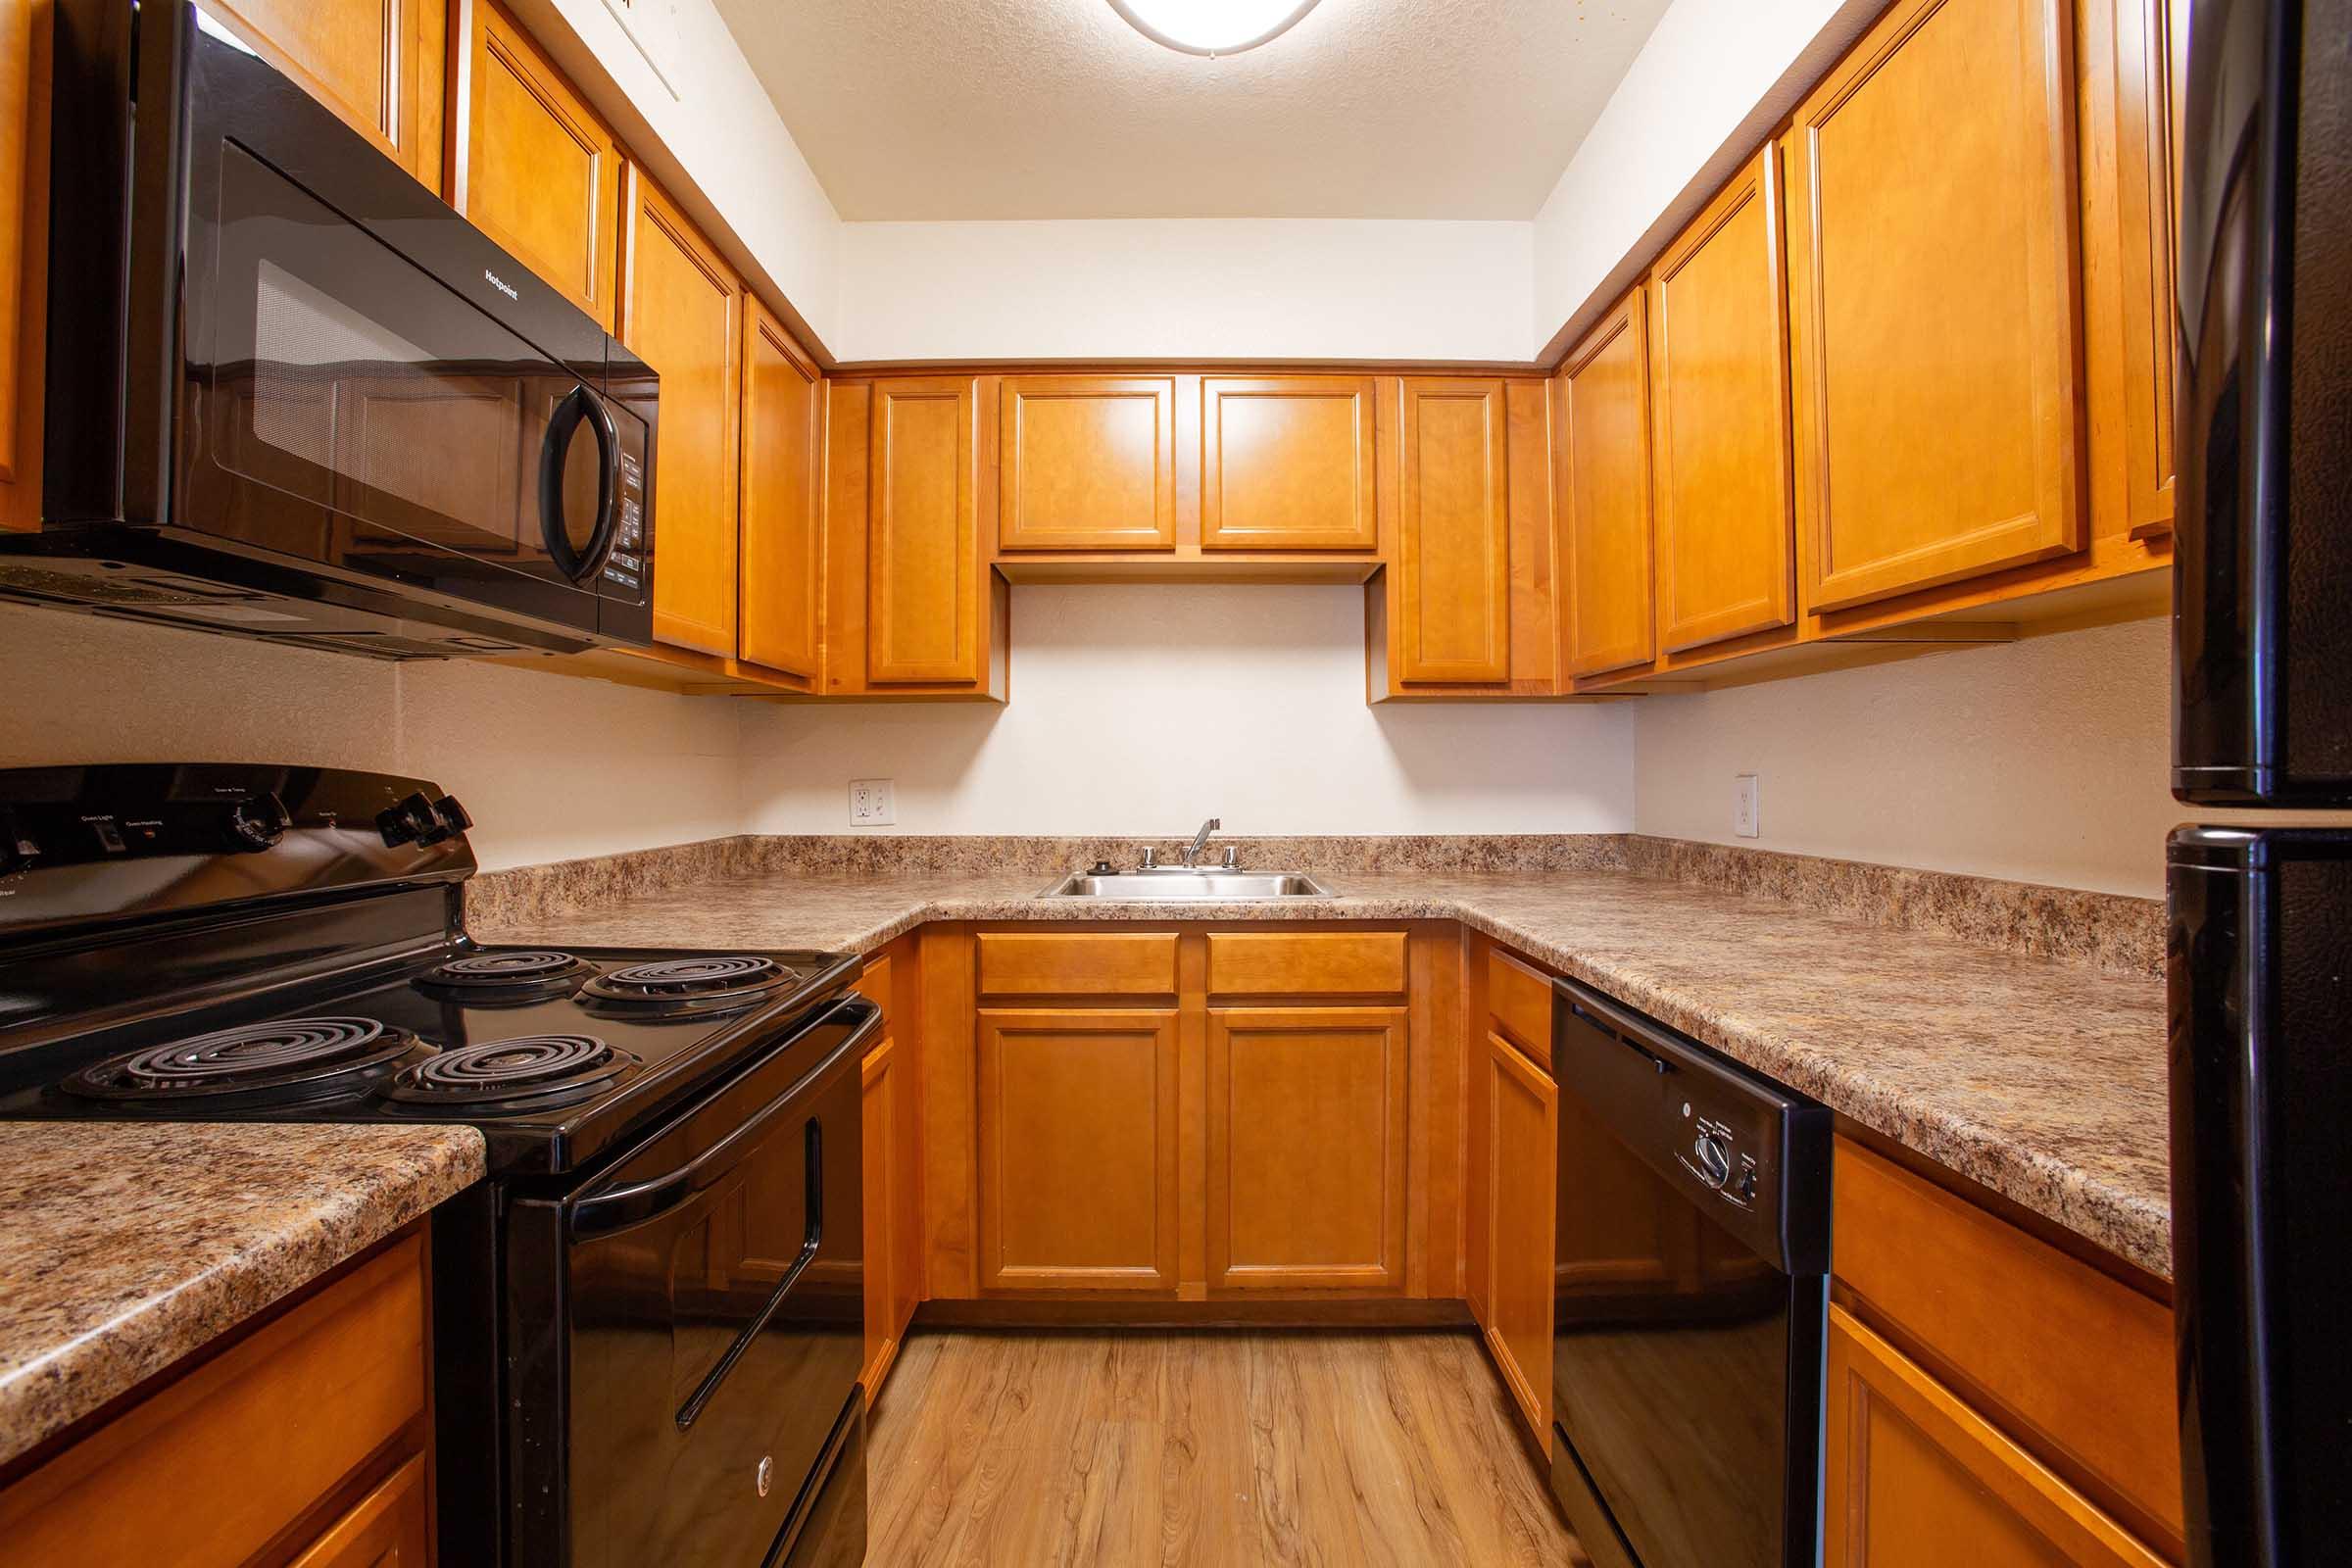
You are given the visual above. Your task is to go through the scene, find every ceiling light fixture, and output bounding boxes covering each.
[1106,0,1324,57]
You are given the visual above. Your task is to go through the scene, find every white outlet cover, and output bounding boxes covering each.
[849,779,896,827]
[1734,774,1761,839]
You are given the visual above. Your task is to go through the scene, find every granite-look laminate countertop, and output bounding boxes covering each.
[475,866,2173,1278]
[0,1123,483,1468]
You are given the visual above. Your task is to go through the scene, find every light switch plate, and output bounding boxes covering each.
[849,779,896,827]
[1734,774,1761,839]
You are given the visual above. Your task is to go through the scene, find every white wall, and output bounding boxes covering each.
[836,220,1536,365]
[0,607,740,872]
[738,585,1637,835]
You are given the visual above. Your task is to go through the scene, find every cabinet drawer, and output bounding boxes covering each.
[1486,947,1552,1058]
[1204,931,1405,997]
[977,932,1178,997]
[1833,1138,2182,1549]
[0,1235,427,1566]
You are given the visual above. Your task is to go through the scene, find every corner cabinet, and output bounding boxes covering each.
[997,375,1176,552]
[1557,286,1656,679]
[1784,0,2083,612]
[739,299,824,679]
[619,166,742,659]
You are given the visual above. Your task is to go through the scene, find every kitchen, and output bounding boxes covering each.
[0,0,2339,1563]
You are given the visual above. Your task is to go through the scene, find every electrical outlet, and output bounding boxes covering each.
[1734,774,1761,839]
[849,779,896,827]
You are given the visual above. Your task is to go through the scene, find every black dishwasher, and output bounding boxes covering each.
[1548,976,1832,1568]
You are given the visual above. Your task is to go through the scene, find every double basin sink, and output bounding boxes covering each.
[1040,870,1338,900]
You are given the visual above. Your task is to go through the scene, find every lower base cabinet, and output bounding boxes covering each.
[1479,1028,1556,1444]
[288,1453,431,1568]
[862,1030,904,1392]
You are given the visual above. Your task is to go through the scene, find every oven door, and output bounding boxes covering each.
[528,1001,875,1568]
[170,17,648,641]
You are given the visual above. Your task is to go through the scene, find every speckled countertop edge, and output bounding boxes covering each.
[476,868,2173,1279]
[0,1123,485,1468]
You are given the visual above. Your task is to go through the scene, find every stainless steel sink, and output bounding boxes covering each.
[1040,870,1339,900]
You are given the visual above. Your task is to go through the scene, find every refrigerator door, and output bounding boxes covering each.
[2168,826,2352,1564]
[2173,0,2352,805]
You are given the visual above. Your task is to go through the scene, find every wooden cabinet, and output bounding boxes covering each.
[1480,1028,1557,1444]
[454,0,622,329]
[1646,148,1795,654]
[868,376,986,685]
[852,947,921,1401]
[2109,0,2181,538]
[1204,1006,1407,1292]
[1557,286,1656,678]
[0,0,46,532]
[1200,375,1378,551]
[861,1030,904,1390]
[620,166,742,657]
[978,931,1179,998]
[998,375,1175,551]
[201,0,445,186]
[1825,1306,2169,1566]
[1393,377,1511,683]
[1203,930,1406,998]
[739,298,824,677]
[0,1234,431,1566]
[976,1006,1181,1293]
[1784,0,2083,613]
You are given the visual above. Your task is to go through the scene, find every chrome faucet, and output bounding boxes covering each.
[1180,817,1221,868]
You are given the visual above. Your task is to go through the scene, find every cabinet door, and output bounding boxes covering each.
[0,0,46,532]
[455,0,621,329]
[288,1453,429,1568]
[1396,377,1510,682]
[868,377,982,684]
[976,1007,1180,1293]
[1558,286,1656,678]
[2111,0,2181,537]
[1484,1031,1556,1444]
[621,166,742,658]
[1786,0,2082,612]
[998,375,1175,551]
[860,1033,899,1393]
[1200,375,1378,550]
[1648,148,1795,653]
[200,0,445,185]
[1204,1007,1407,1293]
[740,299,823,676]
[1825,1306,2169,1566]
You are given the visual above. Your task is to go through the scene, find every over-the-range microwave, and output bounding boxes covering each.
[0,0,658,660]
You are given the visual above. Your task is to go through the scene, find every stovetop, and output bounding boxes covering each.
[0,941,863,1178]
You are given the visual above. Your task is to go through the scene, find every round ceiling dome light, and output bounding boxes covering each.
[1106,0,1324,57]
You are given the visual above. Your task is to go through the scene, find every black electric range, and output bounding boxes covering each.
[0,763,874,1568]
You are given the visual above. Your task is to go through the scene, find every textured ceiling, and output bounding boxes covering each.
[711,0,1676,220]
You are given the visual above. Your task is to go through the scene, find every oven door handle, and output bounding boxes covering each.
[675,1117,823,1432]
[565,1003,880,1241]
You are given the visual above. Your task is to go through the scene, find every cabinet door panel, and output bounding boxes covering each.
[1396,377,1511,682]
[1558,287,1656,677]
[458,0,619,328]
[1205,1007,1407,1292]
[1787,0,2082,612]
[2112,0,2181,537]
[1,0,47,530]
[868,377,982,684]
[1649,148,1796,653]
[288,1453,429,1568]
[977,1008,1180,1292]
[1484,1031,1556,1445]
[999,375,1174,551]
[1200,375,1378,550]
[203,0,444,184]
[621,167,742,658]
[860,1034,898,1392]
[1825,1306,2168,1566]
[740,301,823,676]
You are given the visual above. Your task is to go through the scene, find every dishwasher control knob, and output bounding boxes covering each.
[1692,1132,1733,1190]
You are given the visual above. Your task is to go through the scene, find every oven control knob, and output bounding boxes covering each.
[1692,1132,1733,1190]
[226,792,290,852]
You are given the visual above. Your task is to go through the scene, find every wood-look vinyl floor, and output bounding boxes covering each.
[865,1329,1592,1567]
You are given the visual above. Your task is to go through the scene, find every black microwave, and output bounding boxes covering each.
[0,0,656,659]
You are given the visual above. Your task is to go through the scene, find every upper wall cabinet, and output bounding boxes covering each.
[997,375,1175,552]
[2110,0,2182,538]
[1557,288,1656,679]
[454,0,621,330]
[1784,0,2084,614]
[1200,376,1379,551]
[739,299,823,679]
[1,0,48,533]
[620,166,742,659]
[1646,149,1795,655]
[200,0,446,187]
[869,377,985,685]
[1393,377,1511,683]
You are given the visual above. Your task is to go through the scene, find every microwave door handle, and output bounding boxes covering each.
[566,1004,879,1240]
[674,1118,824,1433]
[536,384,623,584]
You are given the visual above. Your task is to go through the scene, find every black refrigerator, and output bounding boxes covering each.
[2169,0,2352,1561]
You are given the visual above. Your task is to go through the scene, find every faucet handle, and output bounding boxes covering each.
[1221,845,1239,869]
[1139,846,1158,869]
